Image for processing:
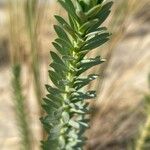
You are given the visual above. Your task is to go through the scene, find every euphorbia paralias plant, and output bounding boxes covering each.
[41,0,113,149]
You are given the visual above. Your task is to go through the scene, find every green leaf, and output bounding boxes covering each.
[55,38,73,51]
[63,24,78,40]
[71,91,96,102]
[49,70,60,87]
[55,15,69,27]
[91,0,97,6]
[46,93,63,105]
[69,120,80,129]
[58,0,79,22]
[49,71,69,87]
[79,19,99,33]
[89,1,113,31]
[40,117,51,133]
[76,10,87,23]
[42,108,63,125]
[68,14,78,31]
[50,51,64,65]
[76,0,83,12]
[53,107,63,119]
[50,62,67,75]
[41,114,59,126]
[84,38,109,52]
[45,84,64,95]
[74,74,99,90]
[73,142,85,150]
[85,4,102,19]
[52,42,67,55]
[48,129,60,140]
[86,27,107,37]
[76,1,87,23]
[80,33,110,51]
[78,121,89,128]
[62,112,70,124]
[68,119,89,130]
[62,55,77,63]
[55,15,79,40]
[70,107,87,114]
[89,2,113,32]
[86,32,110,43]
[96,1,113,24]
[82,0,91,8]
[77,56,105,67]
[50,124,62,134]
[43,98,61,108]
[41,139,58,150]
[42,104,57,115]
[76,56,105,75]
[76,0,87,12]
[97,0,104,4]
[59,137,66,149]
[54,25,71,44]
[67,129,78,139]
[69,101,89,111]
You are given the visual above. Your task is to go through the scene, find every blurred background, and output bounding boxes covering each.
[0,0,150,150]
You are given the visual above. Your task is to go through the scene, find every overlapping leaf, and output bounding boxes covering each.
[41,0,112,149]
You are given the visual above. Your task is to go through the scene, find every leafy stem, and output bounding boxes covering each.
[41,0,113,149]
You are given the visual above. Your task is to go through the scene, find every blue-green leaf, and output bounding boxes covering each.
[55,15,79,39]
[49,70,60,86]
[62,112,70,124]
[55,38,73,51]
[54,25,71,44]
[89,1,113,31]
[80,33,110,51]
[46,94,63,104]
[71,91,96,102]
[58,0,80,22]
[69,120,80,129]
[76,56,105,75]
[50,62,67,75]
[45,84,64,95]
[42,104,57,115]
[97,0,104,4]
[43,98,61,108]
[96,1,113,24]
[74,74,99,90]
[41,139,58,150]
[85,4,102,19]
[52,42,67,55]
[50,51,64,65]
[79,19,99,33]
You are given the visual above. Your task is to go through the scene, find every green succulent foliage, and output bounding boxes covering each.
[41,0,113,149]
[136,74,150,150]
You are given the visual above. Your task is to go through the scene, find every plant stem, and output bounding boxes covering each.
[12,64,32,150]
